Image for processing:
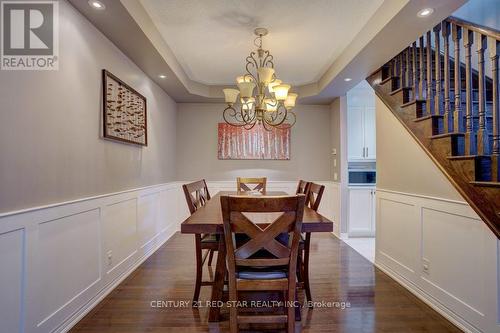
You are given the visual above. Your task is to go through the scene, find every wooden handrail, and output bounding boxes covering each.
[447,16,500,40]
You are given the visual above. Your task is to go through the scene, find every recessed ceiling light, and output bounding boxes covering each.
[417,8,434,17]
[158,74,167,79]
[88,0,105,10]
[344,78,352,82]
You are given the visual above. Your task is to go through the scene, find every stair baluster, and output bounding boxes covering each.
[412,41,418,99]
[443,22,452,132]
[399,51,403,88]
[464,28,475,155]
[419,36,425,101]
[394,57,399,77]
[452,24,464,133]
[394,54,398,77]
[490,37,499,181]
[401,51,406,89]
[393,56,399,90]
[426,31,434,115]
[402,47,411,87]
[477,32,490,155]
[434,25,443,117]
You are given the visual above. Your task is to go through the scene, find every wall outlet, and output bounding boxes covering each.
[334,172,338,181]
[107,250,113,266]
[422,259,430,274]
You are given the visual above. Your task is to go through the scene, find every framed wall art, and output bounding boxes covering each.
[217,123,290,160]
[102,69,147,146]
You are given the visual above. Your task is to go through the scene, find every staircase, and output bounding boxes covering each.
[367,16,500,237]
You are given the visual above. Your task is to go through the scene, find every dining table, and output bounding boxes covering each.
[180,191,334,322]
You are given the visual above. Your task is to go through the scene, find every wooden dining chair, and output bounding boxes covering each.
[297,182,325,304]
[182,180,218,304]
[296,180,310,195]
[237,177,267,193]
[305,182,325,212]
[221,195,306,333]
[295,180,310,300]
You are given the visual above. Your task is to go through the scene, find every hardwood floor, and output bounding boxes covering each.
[70,233,462,333]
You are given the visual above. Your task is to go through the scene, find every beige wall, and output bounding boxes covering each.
[176,103,332,181]
[376,96,463,201]
[0,1,177,213]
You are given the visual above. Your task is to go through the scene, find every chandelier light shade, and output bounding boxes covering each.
[236,75,254,83]
[273,84,291,101]
[221,27,298,130]
[223,88,240,104]
[268,79,282,93]
[257,67,275,84]
[237,81,256,98]
[284,93,298,109]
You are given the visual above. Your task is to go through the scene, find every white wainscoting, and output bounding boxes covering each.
[0,182,184,333]
[0,180,339,333]
[375,189,500,333]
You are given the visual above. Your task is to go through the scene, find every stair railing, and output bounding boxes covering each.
[395,16,499,161]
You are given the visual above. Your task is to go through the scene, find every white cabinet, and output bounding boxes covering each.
[347,107,365,160]
[363,107,376,160]
[347,106,376,161]
[348,187,376,237]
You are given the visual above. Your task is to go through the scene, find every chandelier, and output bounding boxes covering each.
[222,28,298,130]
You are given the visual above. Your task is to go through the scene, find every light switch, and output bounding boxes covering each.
[422,259,430,274]
[333,159,337,167]
[107,250,113,266]
[332,148,337,155]
[334,173,338,181]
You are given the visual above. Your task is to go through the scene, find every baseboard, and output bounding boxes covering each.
[339,232,349,239]
[330,232,340,239]
[56,228,179,333]
[374,260,481,333]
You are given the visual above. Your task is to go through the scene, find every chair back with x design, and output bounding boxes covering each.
[221,195,305,271]
[183,179,211,215]
[306,182,325,212]
[296,180,310,195]
[236,177,267,193]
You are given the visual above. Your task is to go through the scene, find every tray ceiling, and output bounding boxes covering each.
[139,0,384,86]
[68,0,467,103]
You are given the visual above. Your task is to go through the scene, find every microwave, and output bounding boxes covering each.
[348,169,376,185]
